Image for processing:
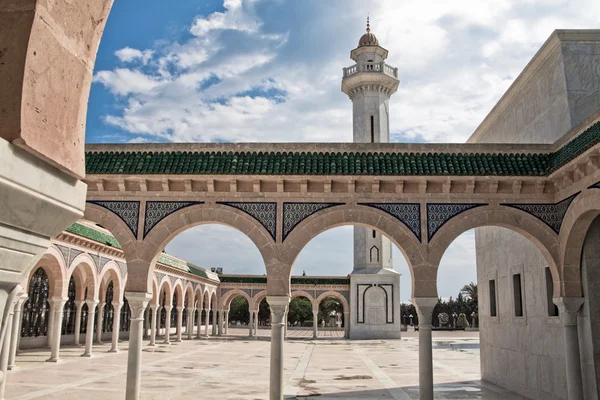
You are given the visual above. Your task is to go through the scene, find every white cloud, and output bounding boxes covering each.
[190,0,261,37]
[115,47,153,64]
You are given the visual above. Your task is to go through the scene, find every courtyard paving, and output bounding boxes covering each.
[6,330,526,400]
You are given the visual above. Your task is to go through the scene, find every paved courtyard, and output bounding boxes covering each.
[6,331,526,400]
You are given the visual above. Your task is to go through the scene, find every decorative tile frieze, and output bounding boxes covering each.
[87,201,140,239]
[358,203,421,242]
[283,202,344,241]
[100,257,111,273]
[68,249,84,266]
[143,201,203,238]
[54,244,70,265]
[426,203,487,242]
[503,193,579,234]
[217,202,277,240]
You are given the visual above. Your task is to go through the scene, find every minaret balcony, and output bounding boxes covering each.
[341,61,399,96]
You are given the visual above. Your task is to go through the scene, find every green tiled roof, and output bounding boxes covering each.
[65,223,122,248]
[220,276,267,284]
[84,121,600,177]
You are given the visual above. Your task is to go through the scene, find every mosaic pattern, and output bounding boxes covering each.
[282,202,344,241]
[503,193,579,234]
[155,272,166,286]
[116,261,127,277]
[87,201,140,239]
[427,203,487,242]
[89,254,100,273]
[100,257,111,272]
[68,249,84,266]
[54,244,70,265]
[217,202,277,240]
[358,203,421,242]
[169,274,177,286]
[143,201,203,238]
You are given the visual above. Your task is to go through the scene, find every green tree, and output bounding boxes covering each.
[228,296,249,324]
[258,298,270,325]
[461,282,478,302]
[318,297,343,326]
[288,297,313,325]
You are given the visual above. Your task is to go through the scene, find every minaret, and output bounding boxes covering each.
[343,19,401,340]
[342,18,399,274]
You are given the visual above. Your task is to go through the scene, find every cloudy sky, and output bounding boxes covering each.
[89,0,600,300]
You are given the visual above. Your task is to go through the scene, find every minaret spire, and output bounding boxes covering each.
[366,15,370,33]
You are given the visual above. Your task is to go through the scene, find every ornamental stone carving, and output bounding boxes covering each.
[217,202,277,240]
[359,203,421,241]
[426,203,486,242]
[87,201,140,239]
[143,201,203,238]
[282,202,343,241]
[503,193,579,234]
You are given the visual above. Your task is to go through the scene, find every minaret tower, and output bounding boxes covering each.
[343,19,401,339]
[342,18,399,274]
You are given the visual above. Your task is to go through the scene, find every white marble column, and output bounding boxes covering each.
[15,298,27,356]
[8,297,26,370]
[224,310,229,335]
[149,305,158,346]
[217,310,223,336]
[212,309,217,336]
[0,302,14,400]
[109,301,123,352]
[554,297,585,400]
[253,311,258,337]
[73,300,83,346]
[176,306,183,342]
[312,310,318,339]
[125,292,152,400]
[46,300,54,348]
[414,297,437,400]
[284,312,288,339]
[163,306,172,344]
[249,310,254,338]
[343,311,350,339]
[47,297,68,362]
[196,309,202,339]
[186,307,193,340]
[204,308,210,338]
[267,296,289,400]
[95,302,105,344]
[82,300,98,357]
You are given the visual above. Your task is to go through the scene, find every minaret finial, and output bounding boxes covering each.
[366,15,370,33]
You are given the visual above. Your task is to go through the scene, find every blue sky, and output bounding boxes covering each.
[88,0,600,300]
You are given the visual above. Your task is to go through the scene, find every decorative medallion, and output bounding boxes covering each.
[427,203,487,242]
[143,201,204,238]
[89,254,100,273]
[358,203,421,242]
[68,249,84,266]
[282,202,344,241]
[54,244,70,265]
[87,201,140,239]
[217,202,277,240]
[503,193,579,234]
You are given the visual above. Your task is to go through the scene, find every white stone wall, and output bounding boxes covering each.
[470,32,600,400]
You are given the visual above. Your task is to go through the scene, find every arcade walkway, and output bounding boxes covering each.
[5,333,524,400]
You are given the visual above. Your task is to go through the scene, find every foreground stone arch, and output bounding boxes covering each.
[28,247,68,298]
[426,205,561,297]
[98,261,123,302]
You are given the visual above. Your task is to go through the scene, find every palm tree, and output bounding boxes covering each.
[461,282,477,302]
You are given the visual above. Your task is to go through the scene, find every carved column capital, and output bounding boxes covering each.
[412,297,438,328]
[267,296,290,325]
[85,299,99,309]
[554,297,584,326]
[125,292,153,320]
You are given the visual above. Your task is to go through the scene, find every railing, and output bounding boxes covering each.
[343,61,398,79]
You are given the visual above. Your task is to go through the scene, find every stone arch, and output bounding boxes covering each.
[426,205,560,298]
[221,289,252,310]
[157,276,173,306]
[27,247,68,298]
[251,290,268,311]
[149,275,160,306]
[172,280,184,308]
[210,291,218,309]
[183,283,194,308]
[142,204,277,290]
[283,204,424,283]
[560,190,600,297]
[290,290,317,310]
[67,252,99,301]
[194,286,204,309]
[316,291,350,315]
[99,261,124,302]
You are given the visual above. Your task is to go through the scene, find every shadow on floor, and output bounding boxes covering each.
[285,380,529,399]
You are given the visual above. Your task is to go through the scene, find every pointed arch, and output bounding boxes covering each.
[67,252,98,300]
[98,260,123,302]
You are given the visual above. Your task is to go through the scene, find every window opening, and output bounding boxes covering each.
[545,267,559,316]
[489,279,497,317]
[513,274,523,317]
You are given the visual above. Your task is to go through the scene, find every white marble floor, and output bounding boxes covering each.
[6,332,527,399]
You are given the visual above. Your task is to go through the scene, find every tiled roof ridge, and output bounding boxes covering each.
[84,121,600,177]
